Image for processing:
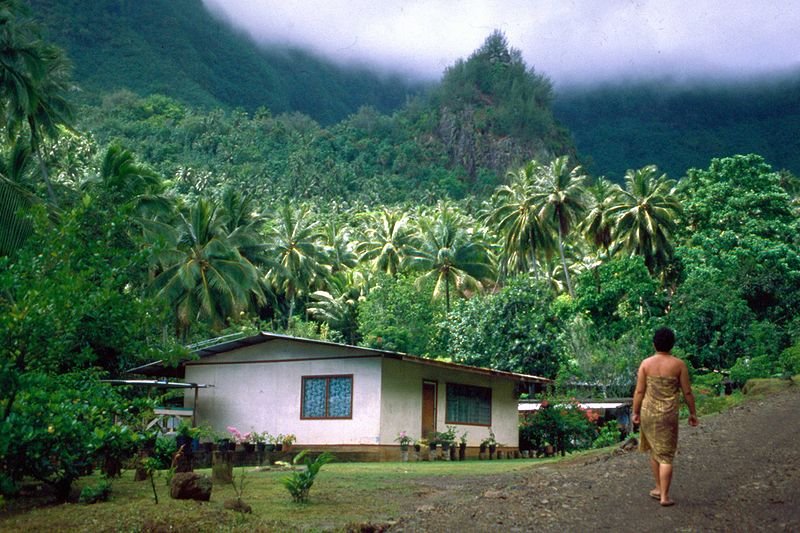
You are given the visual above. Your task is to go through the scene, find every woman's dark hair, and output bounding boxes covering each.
[653,327,676,352]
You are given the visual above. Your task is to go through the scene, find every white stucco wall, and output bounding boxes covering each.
[379,358,520,447]
[184,339,384,445]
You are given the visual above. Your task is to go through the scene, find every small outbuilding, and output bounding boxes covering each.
[130,332,551,460]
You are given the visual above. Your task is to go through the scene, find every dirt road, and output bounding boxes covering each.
[391,387,800,532]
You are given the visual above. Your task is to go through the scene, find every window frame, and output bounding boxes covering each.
[444,382,492,426]
[300,374,354,420]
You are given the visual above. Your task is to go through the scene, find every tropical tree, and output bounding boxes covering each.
[0,139,36,256]
[535,156,587,297]
[581,176,622,255]
[406,202,495,312]
[609,165,681,276]
[264,203,330,322]
[485,160,552,279]
[0,2,73,203]
[149,197,266,339]
[355,207,413,276]
[307,270,367,344]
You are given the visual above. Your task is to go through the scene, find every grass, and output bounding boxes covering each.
[0,458,561,532]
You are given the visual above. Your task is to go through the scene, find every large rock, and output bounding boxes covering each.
[170,472,212,501]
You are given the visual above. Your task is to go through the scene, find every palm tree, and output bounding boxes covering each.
[307,270,368,344]
[536,156,587,297]
[0,139,36,256]
[148,197,266,339]
[356,208,413,277]
[407,203,495,312]
[321,219,358,276]
[485,160,553,279]
[0,5,73,203]
[264,204,329,323]
[581,177,623,255]
[609,165,682,275]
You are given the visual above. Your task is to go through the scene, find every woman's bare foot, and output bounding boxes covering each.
[649,489,660,500]
[660,499,675,506]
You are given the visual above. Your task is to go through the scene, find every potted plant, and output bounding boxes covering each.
[282,433,297,452]
[242,430,259,453]
[458,431,468,461]
[175,420,200,453]
[194,423,216,453]
[480,428,497,459]
[395,431,413,461]
[227,426,249,451]
[440,426,457,460]
[395,431,412,451]
[255,431,269,453]
[272,433,284,452]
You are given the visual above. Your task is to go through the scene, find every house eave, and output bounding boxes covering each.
[126,331,552,385]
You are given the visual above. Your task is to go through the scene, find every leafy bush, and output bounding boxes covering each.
[729,354,777,385]
[519,399,599,455]
[79,479,112,504]
[0,372,122,500]
[152,437,178,470]
[281,451,334,503]
[592,421,622,449]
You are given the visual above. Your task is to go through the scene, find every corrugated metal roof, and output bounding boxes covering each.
[127,331,552,384]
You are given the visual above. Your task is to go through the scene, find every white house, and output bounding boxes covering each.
[130,332,551,460]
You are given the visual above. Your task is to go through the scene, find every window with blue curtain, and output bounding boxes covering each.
[445,383,491,425]
[302,375,353,419]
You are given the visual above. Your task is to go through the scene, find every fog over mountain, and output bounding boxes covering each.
[202,0,800,87]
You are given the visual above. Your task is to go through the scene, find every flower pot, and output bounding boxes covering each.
[176,435,194,453]
[265,443,275,452]
[489,444,496,459]
[256,442,266,453]
[274,443,283,452]
[459,443,466,461]
[243,443,255,453]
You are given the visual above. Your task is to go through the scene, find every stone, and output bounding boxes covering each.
[170,472,212,501]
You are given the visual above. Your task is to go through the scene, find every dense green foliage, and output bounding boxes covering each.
[27,0,419,124]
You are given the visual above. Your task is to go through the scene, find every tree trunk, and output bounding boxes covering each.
[558,226,574,297]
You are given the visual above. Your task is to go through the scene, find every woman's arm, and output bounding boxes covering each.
[632,362,647,425]
[679,361,699,426]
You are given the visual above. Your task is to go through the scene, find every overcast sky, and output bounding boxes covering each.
[202,0,800,87]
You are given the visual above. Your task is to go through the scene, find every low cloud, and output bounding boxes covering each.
[202,0,800,87]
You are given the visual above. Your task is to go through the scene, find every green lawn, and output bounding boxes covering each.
[0,458,563,532]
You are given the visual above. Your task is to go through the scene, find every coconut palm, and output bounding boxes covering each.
[149,197,266,339]
[0,5,73,203]
[0,139,37,256]
[485,160,553,279]
[356,207,413,276]
[321,219,358,276]
[609,165,682,275]
[407,203,495,312]
[307,270,368,344]
[536,156,587,297]
[581,177,623,255]
[264,203,330,323]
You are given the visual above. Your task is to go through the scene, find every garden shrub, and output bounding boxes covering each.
[592,421,622,449]
[519,399,599,455]
[281,450,334,503]
[79,479,112,504]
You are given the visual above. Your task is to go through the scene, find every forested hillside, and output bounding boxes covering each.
[554,74,800,179]
[27,0,419,124]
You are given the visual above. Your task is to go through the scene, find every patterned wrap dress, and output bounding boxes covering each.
[639,375,680,464]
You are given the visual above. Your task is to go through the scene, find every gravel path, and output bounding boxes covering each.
[390,387,800,532]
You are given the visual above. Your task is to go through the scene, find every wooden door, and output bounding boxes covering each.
[421,380,437,439]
